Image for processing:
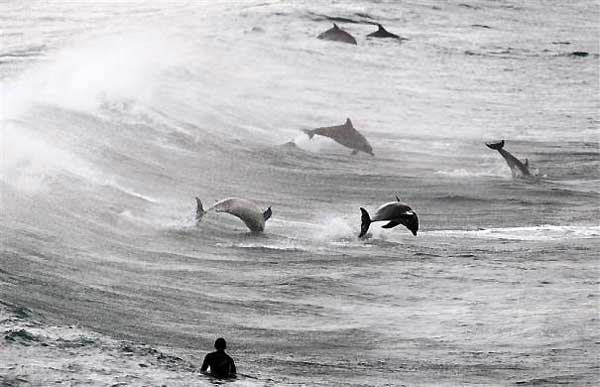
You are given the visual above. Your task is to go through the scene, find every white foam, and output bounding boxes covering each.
[224,242,306,252]
[102,179,159,203]
[428,224,600,241]
[435,163,512,179]
[2,30,187,120]
[119,208,196,230]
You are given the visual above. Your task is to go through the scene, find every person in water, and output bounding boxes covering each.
[200,337,237,379]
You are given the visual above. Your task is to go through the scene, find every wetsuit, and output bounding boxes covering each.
[200,350,236,378]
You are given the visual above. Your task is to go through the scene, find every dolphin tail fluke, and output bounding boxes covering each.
[263,207,272,221]
[195,197,206,222]
[359,207,371,238]
[302,129,315,139]
[486,140,505,150]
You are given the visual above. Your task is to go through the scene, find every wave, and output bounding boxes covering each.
[0,121,101,194]
[0,44,47,60]
[556,179,600,194]
[432,194,492,203]
[435,166,511,178]
[427,224,600,241]
[106,181,159,203]
[0,301,262,386]
[217,242,307,253]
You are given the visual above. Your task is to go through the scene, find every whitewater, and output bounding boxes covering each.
[1,1,598,386]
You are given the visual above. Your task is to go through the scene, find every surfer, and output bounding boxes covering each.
[200,337,237,379]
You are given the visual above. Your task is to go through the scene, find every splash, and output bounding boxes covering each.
[2,31,186,119]
[0,121,98,193]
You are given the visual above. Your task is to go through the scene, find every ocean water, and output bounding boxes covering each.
[1,1,599,386]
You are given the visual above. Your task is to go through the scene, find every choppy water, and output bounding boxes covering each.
[1,1,599,386]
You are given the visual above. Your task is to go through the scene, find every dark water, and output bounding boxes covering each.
[1,1,599,386]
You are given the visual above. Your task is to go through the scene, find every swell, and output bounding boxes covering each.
[0,301,228,386]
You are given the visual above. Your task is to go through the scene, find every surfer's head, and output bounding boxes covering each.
[214,337,227,351]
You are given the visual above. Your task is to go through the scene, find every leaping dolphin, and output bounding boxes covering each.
[485,140,531,178]
[366,24,406,40]
[302,118,374,156]
[317,24,357,45]
[196,197,272,233]
[359,196,419,238]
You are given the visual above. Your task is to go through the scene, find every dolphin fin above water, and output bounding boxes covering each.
[263,207,272,221]
[485,140,532,178]
[302,128,316,139]
[485,140,505,150]
[367,24,404,40]
[359,207,371,238]
[317,23,358,45]
[195,197,205,221]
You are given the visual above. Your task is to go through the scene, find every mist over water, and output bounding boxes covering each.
[1,1,599,386]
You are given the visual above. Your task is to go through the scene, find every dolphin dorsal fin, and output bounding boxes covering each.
[395,195,400,202]
[345,118,353,127]
[333,23,339,29]
[378,24,385,32]
[524,158,529,166]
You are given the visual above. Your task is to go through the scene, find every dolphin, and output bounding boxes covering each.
[485,140,531,178]
[366,24,406,40]
[196,197,272,233]
[317,23,357,45]
[302,118,374,156]
[359,196,419,238]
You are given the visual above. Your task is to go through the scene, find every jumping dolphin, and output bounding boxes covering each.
[317,24,357,45]
[302,118,374,156]
[196,197,272,233]
[366,24,406,40]
[359,196,419,238]
[485,140,531,178]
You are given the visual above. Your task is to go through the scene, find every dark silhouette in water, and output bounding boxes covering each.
[359,196,419,238]
[568,51,589,57]
[201,338,236,379]
[366,24,406,40]
[486,140,531,178]
[302,118,374,156]
[317,23,357,45]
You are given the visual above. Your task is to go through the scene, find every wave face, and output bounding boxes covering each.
[1,1,599,385]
